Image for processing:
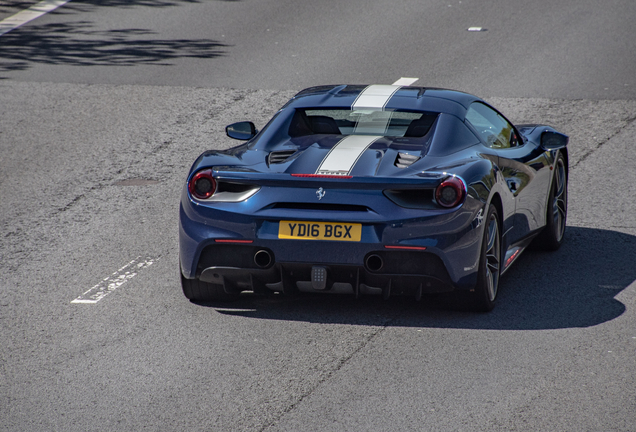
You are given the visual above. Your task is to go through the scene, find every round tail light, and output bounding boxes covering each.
[435,176,466,208]
[188,169,216,200]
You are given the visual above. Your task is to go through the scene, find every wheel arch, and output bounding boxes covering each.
[540,148,568,228]
[488,192,504,229]
[559,147,569,177]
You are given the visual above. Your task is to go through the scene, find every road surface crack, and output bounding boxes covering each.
[259,317,396,432]
[571,114,636,169]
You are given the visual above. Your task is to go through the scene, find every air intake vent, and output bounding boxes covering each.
[268,150,297,165]
[395,152,420,168]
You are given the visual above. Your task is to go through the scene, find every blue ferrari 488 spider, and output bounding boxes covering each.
[179,84,568,311]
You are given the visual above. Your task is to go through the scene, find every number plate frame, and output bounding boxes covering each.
[278,221,362,241]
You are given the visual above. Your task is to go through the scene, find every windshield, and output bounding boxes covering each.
[289,108,438,138]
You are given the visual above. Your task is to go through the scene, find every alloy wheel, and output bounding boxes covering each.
[552,159,567,242]
[485,214,500,302]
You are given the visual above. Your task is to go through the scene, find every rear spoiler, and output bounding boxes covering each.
[210,168,448,190]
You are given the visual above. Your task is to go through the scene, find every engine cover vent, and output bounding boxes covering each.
[268,150,297,165]
[395,152,420,168]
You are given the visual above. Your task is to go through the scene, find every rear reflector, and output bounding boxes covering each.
[214,239,253,244]
[384,245,427,251]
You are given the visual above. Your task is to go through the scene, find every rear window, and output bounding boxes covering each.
[289,108,438,138]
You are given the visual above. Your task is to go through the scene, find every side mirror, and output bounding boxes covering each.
[541,131,568,150]
[226,121,257,140]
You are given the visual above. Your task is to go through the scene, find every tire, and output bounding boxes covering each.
[471,204,501,312]
[534,154,567,251]
[181,272,239,302]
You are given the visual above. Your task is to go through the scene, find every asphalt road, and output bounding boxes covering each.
[1,0,636,99]
[1,1,635,431]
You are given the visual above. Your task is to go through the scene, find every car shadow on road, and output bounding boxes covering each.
[202,227,634,330]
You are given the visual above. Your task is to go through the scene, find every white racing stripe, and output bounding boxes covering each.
[352,85,401,110]
[316,135,381,176]
[392,77,419,86]
[352,84,401,135]
[0,0,71,37]
[71,256,156,304]
[313,78,419,175]
[353,111,395,135]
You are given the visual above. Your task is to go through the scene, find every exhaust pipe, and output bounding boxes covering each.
[254,250,273,269]
[365,254,384,272]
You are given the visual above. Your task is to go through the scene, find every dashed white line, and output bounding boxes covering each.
[71,256,156,304]
[0,0,71,37]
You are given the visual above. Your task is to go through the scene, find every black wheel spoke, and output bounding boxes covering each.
[556,198,566,217]
[553,200,560,219]
[555,170,564,197]
[487,255,499,273]
[487,224,497,251]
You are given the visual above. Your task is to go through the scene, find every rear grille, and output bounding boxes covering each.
[268,150,297,165]
[365,250,450,281]
[217,181,257,193]
[395,152,420,168]
[270,202,370,212]
[383,189,436,209]
[197,244,263,272]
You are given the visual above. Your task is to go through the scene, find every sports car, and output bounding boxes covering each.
[179,84,568,311]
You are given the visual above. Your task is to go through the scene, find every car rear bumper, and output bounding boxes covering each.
[179,190,486,295]
[192,242,456,296]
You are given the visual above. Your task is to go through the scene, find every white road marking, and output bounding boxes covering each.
[0,0,71,37]
[71,256,156,304]
[392,77,419,86]
[316,135,381,176]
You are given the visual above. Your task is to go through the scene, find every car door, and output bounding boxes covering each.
[465,102,551,246]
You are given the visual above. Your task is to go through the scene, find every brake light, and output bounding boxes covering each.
[188,169,216,200]
[291,174,353,179]
[435,176,466,208]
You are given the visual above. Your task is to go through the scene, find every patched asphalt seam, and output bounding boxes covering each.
[259,317,397,432]
[571,114,636,169]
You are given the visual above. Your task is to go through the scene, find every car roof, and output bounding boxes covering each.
[287,85,483,119]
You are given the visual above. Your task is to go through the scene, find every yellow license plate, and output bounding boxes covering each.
[278,221,362,241]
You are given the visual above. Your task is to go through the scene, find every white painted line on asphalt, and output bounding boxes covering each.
[392,77,419,86]
[0,0,71,37]
[71,257,156,304]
